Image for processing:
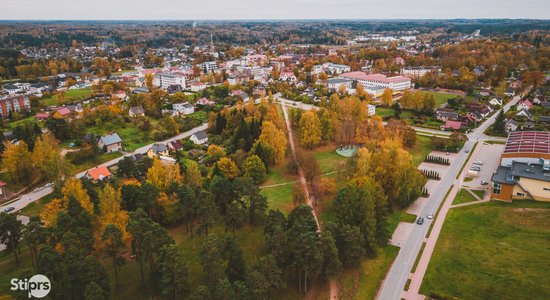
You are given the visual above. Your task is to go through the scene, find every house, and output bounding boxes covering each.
[65,104,83,114]
[440,120,463,131]
[147,143,170,158]
[168,140,184,152]
[532,96,543,105]
[2,84,23,95]
[173,102,195,115]
[98,133,123,153]
[279,71,297,82]
[435,109,459,122]
[190,130,208,145]
[129,106,145,118]
[516,109,533,120]
[489,97,503,107]
[522,121,536,130]
[231,90,250,102]
[112,90,126,99]
[53,108,72,119]
[505,88,515,97]
[196,98,215,106]
[84,166,112,182]
[0,180,7,200]
[253,86,266,97]
[35,112,50,120]
[505,119,519,132]
[368,104,376,116]
[190,82,207,92]
[517,100,532,111]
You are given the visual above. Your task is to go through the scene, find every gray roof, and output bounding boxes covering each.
[150,143,168,154]
[492,161,550,184]
[540,116,550,123]
[129,106,145,115]
[193,130,207,140]
[327,78,352,84]
[99,133,122,145]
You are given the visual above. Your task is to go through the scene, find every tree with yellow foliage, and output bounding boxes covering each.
[258,121,287,164]
[381,88,393,106]
[39,198,65,226]
[299,111,322,149]
[156,192,180,225]
[61,178,95,215]
[145,73,154,90]
[146,158,183,191]
[185,162,203,188]
[1,141,33,184]
[217,157,240,179]
[207,144,226,162]
[32,134,71,183]
[96,184,129,248]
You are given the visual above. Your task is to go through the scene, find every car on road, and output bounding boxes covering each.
[473,161,483,165]
[465,149,470,153]
[44,182,54,188]
[416,217,425,225]
[3,207,15,213]
[470,166,481,171]
[33,187,43,192]
[427,213,434,219]
[481,180,489,185]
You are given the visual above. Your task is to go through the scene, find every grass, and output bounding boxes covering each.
[485,140,506,145]
[417,91,457,108]
[6,115,39,129]
[411,242,426,273]
[464,177,474,182]
[72,152,123,174]
[312,147,349,174]
[471,189,485,199]
[260,183,295,214]
[452,189,479,205]
[41,87,93,106]
[19,193,56,217]
[388,209,418,234]
[338,245,400,300]
[406,135,433,167]
[420,201,550,300]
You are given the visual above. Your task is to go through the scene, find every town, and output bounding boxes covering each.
[0,18,549,300]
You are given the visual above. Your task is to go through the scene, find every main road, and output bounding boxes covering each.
[0,123,209,214]
[377,92,523,300]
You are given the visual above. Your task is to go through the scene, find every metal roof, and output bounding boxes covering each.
[504,131,550,155]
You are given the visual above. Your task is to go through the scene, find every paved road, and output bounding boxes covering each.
[377,91,524,300]
[0,123,209,215]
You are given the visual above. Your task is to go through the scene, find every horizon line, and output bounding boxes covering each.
[0,18,549,22]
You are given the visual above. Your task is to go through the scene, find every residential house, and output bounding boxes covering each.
[505,119,519,132]
[279,71,297,82]
[112,90,126,99]
[522,121,536,130]
[435,109,459,122]
[84,166,112,183]
[35,112,50,121]
[517,100,532,111]
[129,106,145,118]
[505,88,515,97]
[516,109,533,120]
[53,107,72,119]
[190,130,208,145]
[168,140,184,152]
[368,104,376,116]
[98,133,123,153]
[231,90,250,102]
[147,143,170,158]
[173,102,195,115]
[196,98,215,106]
[253,86,266,97]
[440,120,463,131]
[190,82,207,92]
[489,97,503,107]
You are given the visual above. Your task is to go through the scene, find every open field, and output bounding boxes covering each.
[452,188,478,205]
[406,135,433,167]
[41,87,93,106]
[417,91,457,107]
[420,201,550,300]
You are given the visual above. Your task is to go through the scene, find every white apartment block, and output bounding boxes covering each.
[401,66,441,78]
[339,72,411,91]
[154,72,187,89]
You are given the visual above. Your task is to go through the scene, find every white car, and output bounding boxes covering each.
[44,182,54,188]
[473,161,483,165]
[427,213,434,219]
[33,187,43,192]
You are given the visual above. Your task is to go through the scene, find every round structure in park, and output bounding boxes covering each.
[336,145,358,157]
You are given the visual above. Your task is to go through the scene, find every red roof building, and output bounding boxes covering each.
[84,166,112,182]
[440,120,463,130]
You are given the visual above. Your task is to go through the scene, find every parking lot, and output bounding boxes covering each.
[462,143,504,190]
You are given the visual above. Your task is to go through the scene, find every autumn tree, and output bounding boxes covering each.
[258,121,287,165]
[102,224,125,288]
[217,157,240,179]
[97,184,129,248]
[32,134,71,183]
[381,88,393,106]
[243,155,267,184]
[184,162,203,187]
[299,111,322,149]
[2,140,33,184]
[146,158,183,191]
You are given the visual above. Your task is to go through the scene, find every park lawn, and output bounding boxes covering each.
[376,107,395,118]
[387,209,418,234]
[452,189,478,205]
[471,189,485,199]
[337,245,400,300]
[6,115,39,129]
[418,91,456,107]
[313,147,349,174]
[406,135,433,167]
[420,201,550,300]
[260,183,295,214]
[41,87,93,106]
[19,193,57,217]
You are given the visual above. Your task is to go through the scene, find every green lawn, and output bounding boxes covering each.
[406,135,433,167]
[313,148,349,174]
[19,193,57,217]
[418,91,457,108]
[41,87,93,106]
[72,152,122,174]
[86,122,153,152]
[471,189,485,199]
[421,201,550,300]
[260,183,295,214]
[388,209,418,234]
[6,115,39,129]
[375,107,396,118]
[452,189,479,205]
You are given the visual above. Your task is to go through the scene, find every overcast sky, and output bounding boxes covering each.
[1,0,549,20]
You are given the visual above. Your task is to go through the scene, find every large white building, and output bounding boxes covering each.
[154,72,186,89]
[339,72,411,91]
[199,61,218,73]
[401,66,441,78]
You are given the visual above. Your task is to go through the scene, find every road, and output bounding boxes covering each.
[0,123,209,214]
[377,91,524,300]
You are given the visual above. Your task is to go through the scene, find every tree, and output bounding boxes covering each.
[243,155,267,184]
[83,282,105,300]
[217,157,240,179]
[1,140,33,184]
[199,235,226,288]
[145,73,154,90]
[156,244,190,299]
[495,80,507,98]
[0,213,23,265]
[319,230,342,280]
[381,88,393,106]
[299,111,322,149]
[62,178,95,216]
[102,225,125,288]
[24,216,45,272]
[207,144,226,162]
[97,185,129,248]
[252,254,286,297]
[184,163,203,188]
[493,110,506,135]
[146,158,182,191]
[258,121,287,165]
[196,190,217,236]
[32,133,70,182]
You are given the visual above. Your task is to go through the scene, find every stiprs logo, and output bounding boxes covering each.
[10,274,51,298]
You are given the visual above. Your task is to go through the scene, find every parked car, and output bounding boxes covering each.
[33,187,43,192]
[480,180,489,185]
[473,161,484,165]
[416,217,425,225]
[3,207,15,213]
[465,149,470,153]
[427,213,434,219]
[470,166,481,171]
[44,182,54,188]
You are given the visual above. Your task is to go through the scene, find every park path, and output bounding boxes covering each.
[280,101,339,300]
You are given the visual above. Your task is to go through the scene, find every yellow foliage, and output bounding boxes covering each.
[61,178,94,215]
[39,198,65,227]
[96,185,129,248]
[259,121,287,164]
[146,158,183,191]
[217,157,240,179]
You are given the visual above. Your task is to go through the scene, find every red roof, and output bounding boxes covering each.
[339,72,411,84]
[442,120,462,130]
[0,180,6,187]
[504,131,550,155]
[518,100,533,109]
[191,82,205,86]
[56,108,71,116]
[35,112,50,119]
[86,166,111,181]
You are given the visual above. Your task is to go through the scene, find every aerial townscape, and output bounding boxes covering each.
[0,5,549,300]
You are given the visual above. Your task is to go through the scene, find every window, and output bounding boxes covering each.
[544,188,550,192]
[492,183,501,194]
[516,192,525,197]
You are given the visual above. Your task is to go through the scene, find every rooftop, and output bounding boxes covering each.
[493,161,550,184]
[504,131,550,155]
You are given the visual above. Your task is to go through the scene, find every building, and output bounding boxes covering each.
[190,130,208,145]
[98,133,123,153]
[517,100,532,111]
[279,71,297,82]
[401,66,441,78]
[368,104,376,116]
[173,102,195,115]
[0,95,31,118]
[199,61,218,73]
[154,72,186,89]
[84,166,112,183]
[327,78,353,91]
[339,72,411,91]
[168,140,184,152]
[436,110,459,122]
[53,107,72,119]
[322,63,351,75]
[190,82,207,92]
[505,119,519,132]
[129,106,145,118]
[440,120,463,131]
[147,143,170,158]
[491,131,550,202]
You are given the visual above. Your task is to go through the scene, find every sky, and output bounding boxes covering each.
[1,0,549,20]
